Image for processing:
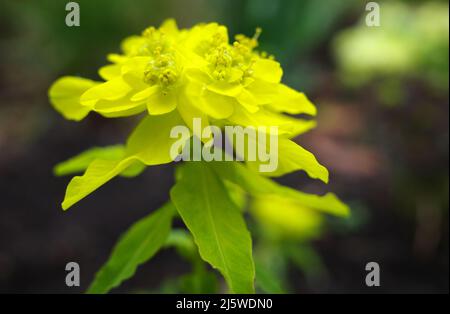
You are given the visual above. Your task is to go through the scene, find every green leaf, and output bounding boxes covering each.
[61,111,184,210]
[284,243,328,282]
[170,162,255,293]
[246,137,329,182]
[125,110,185,165]
[164,229,198,261]
[255,261,286,294]
[163,229,219,294]
[211,161,349,217]
[61,158,136,210]
[53,145,125,176]
[87,202,175,294]
[178,269,219,294]
[251,194,324,239]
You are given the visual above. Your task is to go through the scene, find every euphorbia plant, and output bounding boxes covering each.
[49,19,349,294]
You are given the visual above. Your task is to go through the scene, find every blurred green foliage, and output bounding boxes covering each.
[334,1,449,95]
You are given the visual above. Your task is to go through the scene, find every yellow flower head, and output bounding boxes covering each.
[50,19,315,124]
[49,19,332,210]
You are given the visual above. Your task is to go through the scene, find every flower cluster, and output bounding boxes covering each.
[49,19,329,210]
[49,20,349,294]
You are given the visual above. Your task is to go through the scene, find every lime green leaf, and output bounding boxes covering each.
[255,261,286,294]
[62,158,136,210]
[228,106,317,138]
[170,162,255,293]
[164,229,197,260]
[251,194,324,239]
[279,190,350,217]
[164,229,219,293]
[54,145,146,178]
[227,127,328,181]
[211,161,349,217]
[284,244,328,282]
[61,111,184,210]
[54,145,125,176]
[178,269,219,294]
[125,110,186,165]
[247,138,329,182]
[120,161,146,178]
[87,202,175,294]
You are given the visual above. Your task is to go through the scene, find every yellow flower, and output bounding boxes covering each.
[49,19,329,210]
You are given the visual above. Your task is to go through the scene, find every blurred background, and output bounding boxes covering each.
[0,0,448,293]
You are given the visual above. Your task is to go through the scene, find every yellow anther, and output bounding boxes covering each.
[207,45,233,80]
[143,68,158,85]
[209,45,232,67]
[142,27,157,38]
[253,27,262,41]
[159,68,178,87]
[234,27,262,51]
[143,53,179,88]
[211,30,227,47]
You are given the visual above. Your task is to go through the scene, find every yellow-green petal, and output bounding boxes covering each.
[177,93,210,140]
[98,64,121,80]
[247,138,329,182]
[252,59,283,83]
[268,84,317,115]
[245,79,279,105]
[228,106,316,138]
[125,110,186,165]
[48,76,97,121]
[131,86,158,102]
[146,90,177,115]
[236,89,259,113]
[80,77,132,106]
[185,77,235,119]
[207,81,243,97]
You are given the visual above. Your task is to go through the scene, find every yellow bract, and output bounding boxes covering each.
[49,19,330,209]
[49,19,315,126]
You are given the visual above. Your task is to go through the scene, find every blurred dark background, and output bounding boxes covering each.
[0,0,448,293]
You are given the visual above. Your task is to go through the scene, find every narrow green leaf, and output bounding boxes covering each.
[53,145,125,176]
[125,110,185,165]
[61,111,182,210]
[211,161,350,217]
[87,202,175,294]
[61,158,135,210]
[170,162,255,293]
[228,127,328,182]
[163,229,219,294]
[164,229,197,261]
[246,138,329,182]
[255,261,286,294]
